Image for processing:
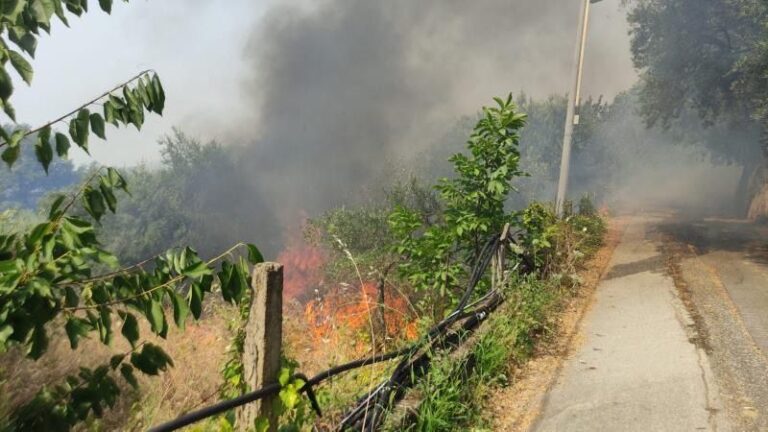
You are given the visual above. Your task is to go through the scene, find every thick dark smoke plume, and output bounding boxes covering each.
[239,0,636,224]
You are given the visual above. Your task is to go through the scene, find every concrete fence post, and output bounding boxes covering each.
[236,262,283,432]
[492,223,510,290]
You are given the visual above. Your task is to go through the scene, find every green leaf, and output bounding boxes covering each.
[8,26,38,57]
[98,0,112,13]
[8,50,33,85]
[99,181,117,213]
[120,364,138,388]
[110,354,124,369]
[106,167,128,192]
[247,244,264,264]
[254,418,270,432]
[34,136,53,173]
[26,222,52,246]
[8,129,25,147]
[218,262,234,303]
[69,108,90,151]
[1,145,21,168]
[232,263,249,304]
[1,129,24,166]
[182,261,212,279]
[27,325,48,360]
[148,299,164,335]
[30,0,56,26]
[279,385,301,410]
[1,99,16,121]
[1,0,26,22]
[189,280,203,319]
[121,313,139,348]
[0,324,13,349]
[151,74,165,114]
[38,125,51,145]
[64,286,79,308]
[95,249,118,268]
[170,291,189,329]
[65,317,91,349]
[104,99,118,125]
[83,187,106,222]
[90,112,106,139]
[55,132,70,157]
[65,0,84,15]
[99,307,113,345]
[62,216,93,234]
[131,343,173,376]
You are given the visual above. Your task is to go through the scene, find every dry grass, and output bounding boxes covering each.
[0,302,234,431]
[0,294,396,430]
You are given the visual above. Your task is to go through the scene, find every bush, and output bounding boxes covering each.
[578,194,598,217]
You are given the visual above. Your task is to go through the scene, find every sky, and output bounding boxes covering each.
[8,0,636,167]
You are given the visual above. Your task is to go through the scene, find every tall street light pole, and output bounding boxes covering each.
[554,0,602,217]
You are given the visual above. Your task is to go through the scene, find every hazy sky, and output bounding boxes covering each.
[9,0,636,167]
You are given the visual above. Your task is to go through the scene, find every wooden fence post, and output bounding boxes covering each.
[236,262,283,432]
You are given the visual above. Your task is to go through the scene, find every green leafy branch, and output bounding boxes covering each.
[388,94,527,315]
[0,69,165,171]
[0,165,264,427]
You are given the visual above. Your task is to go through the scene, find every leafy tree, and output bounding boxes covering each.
[626,0,768,212]
[410,93,609,210]
[0,2,264,430]
[627,0,762,125]
[511,94,607,205]
[97,130,277,264]
[389,95,526,316]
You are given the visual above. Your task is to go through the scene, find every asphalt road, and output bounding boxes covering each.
[658,217,768,431]
[533,215,768,432]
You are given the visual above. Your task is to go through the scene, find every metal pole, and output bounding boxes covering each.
[555,0,593,217]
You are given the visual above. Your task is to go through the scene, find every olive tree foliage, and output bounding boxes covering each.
[626,1,768,164]
[626,0,768,212]
[510,94,608,206]
[0,2,264,430]
[409,93,609,210]
[97,130,276,265]
[389,95,526,316]
[626,0,764,126]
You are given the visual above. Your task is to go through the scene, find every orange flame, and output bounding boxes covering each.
[304,282,418,355]
[277,235,326,300]
[277,220,417,363]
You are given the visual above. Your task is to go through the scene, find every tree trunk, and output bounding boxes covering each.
[746,135,768,220]
[735,158,759,217]
[372,262,396,350]
[373,278,387,346]
[747,158,768,220]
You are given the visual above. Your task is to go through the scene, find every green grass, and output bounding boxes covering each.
[400,275,558,432]
[400,209,606,432]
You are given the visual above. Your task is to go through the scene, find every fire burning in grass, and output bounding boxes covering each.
[304,282,418,355]
[277,226,417,361]
[277,233,327,301]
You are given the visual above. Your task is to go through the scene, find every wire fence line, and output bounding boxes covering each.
[149,227,523,432]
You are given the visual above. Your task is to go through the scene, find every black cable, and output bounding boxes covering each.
[148,382,282,432]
